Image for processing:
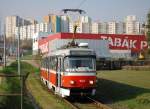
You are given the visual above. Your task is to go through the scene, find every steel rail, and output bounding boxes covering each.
[87,97,112,109]
[64,98,81,109]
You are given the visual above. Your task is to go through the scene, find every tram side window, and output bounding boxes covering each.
[49,57,51,69]
[44,59,45,68]
[43,58,47,68]
[41,59,44,68]
[49,56,57,70]
[41,59,43,68]
[53,57,57,70]
[44,58,46,68]
[45,57,48,69]
[43,58,45,68]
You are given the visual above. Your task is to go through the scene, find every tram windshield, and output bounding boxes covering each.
[64,57,96,72]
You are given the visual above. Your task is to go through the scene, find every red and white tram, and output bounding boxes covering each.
[40,47,96,97]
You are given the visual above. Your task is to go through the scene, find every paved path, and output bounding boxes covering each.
[22,59,40,68]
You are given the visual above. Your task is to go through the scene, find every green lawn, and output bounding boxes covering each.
[27,73,71,109]
[0,61,71,109]
[1,62,150,109]
[0,61,37,109]
[96,70,150,109]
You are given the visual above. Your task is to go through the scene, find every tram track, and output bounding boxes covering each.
[64,96,112,109]
[86,97,111,109]
[39,79,112,109]
[39,79,80,109]
[63,98,80,109]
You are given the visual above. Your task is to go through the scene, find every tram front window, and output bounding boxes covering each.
[64,57,96,72]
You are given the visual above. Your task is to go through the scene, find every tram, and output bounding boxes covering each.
[40,45,97,97]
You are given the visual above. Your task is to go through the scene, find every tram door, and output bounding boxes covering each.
[57,57,61,88]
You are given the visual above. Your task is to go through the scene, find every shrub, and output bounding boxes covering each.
[122,66,150,71]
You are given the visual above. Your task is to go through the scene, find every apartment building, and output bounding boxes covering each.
[5,16,35,39]
[61,15,69,32]
[43,14,61,33]
[69,16,91,33]
[5,16,21,39]
[125,15,140,34]
[91,22,100,34]
[107,21,117,34]
[15,22,51,40]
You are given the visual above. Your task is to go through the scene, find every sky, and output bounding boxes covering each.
[0,0,150,24]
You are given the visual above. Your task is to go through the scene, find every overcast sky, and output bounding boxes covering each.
[0,0,150,23]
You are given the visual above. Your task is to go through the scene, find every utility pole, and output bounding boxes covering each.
[3,34,6,67]
[0,19,2,35]
[3,22,6,68]
[17,27,20,75]
[17,25,22,109]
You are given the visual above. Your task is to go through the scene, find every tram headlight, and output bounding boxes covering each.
[89,80,94,85]
[70,80,75,85]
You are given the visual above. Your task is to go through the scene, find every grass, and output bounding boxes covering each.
[2,61,150,109]
[0,61,37,109]
[96,70,150,109]
[27,73,71,109]
[0,60,72,109]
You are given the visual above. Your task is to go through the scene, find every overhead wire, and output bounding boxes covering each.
[77,0,88,9]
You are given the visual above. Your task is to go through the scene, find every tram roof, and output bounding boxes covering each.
[48,47,95,56]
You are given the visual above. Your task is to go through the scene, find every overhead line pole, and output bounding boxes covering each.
[17,24,22,109]
[3,23,6,68]
[3,34,6,67]
[17,27,20,75]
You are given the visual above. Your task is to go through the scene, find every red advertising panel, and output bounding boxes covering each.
[98,34,148,52]
[39,33,148,53]
[61,33,148,52]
